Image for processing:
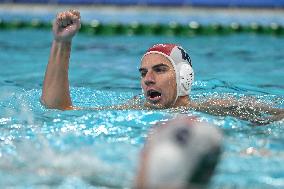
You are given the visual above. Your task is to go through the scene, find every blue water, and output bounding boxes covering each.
[0,29,284,188]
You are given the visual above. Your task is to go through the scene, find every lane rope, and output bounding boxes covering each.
[0,19,283,35]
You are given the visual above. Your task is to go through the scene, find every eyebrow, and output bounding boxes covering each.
[152,63,170,69]
[139,63,170,72]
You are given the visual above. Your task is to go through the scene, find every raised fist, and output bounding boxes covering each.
[53,10,81,42]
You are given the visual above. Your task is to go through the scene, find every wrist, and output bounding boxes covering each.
[54,37,73,43]
[51,40,72,59]
[53,39,72,47]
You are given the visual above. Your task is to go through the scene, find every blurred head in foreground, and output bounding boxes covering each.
[135,116,222,189]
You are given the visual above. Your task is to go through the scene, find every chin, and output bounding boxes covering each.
[145,101,167,109]
[146,101,173,109]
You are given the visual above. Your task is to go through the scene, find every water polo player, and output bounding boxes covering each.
[135,116,222,189]
[41,10,284,124]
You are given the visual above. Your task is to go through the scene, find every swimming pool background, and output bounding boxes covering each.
[0,13,284,188]
[1,5,284,26]
[2,0,284,7]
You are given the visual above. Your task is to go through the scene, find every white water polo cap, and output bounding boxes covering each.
[143,44,194,97]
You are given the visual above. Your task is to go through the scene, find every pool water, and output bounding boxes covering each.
[0,29,284,188]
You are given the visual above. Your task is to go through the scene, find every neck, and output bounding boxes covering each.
[173,95,191,108]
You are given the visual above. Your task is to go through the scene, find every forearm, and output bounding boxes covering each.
[41,40,73,110]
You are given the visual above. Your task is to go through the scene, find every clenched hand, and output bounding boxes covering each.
[53,10,81,42]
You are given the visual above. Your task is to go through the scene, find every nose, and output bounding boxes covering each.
[144,71,156,86]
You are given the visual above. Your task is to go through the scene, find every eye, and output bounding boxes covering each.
[140,70,147,78]
[154,66,167,73]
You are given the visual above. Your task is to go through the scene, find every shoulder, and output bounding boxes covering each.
[113,94,147,110]
[191,96,240,115]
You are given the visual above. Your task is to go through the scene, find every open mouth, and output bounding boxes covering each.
[147,89,162,103]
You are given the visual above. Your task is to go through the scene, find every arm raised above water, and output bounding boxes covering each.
[41,10,81,110]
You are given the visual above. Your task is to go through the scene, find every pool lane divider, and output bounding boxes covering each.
[0,19,283,36]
